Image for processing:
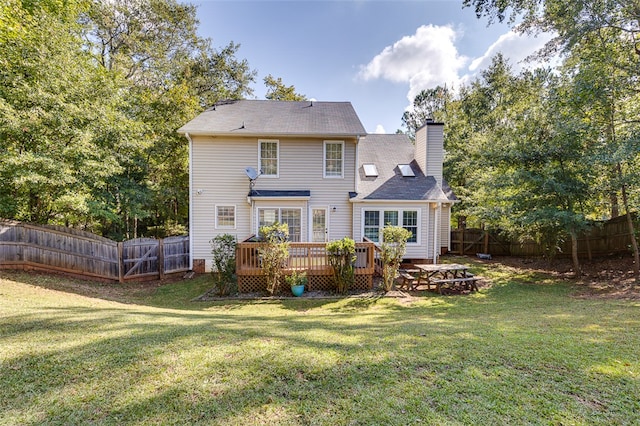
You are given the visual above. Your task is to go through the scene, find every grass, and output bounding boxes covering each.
[1,260,639,425]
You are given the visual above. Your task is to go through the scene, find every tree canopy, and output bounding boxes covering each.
[399,0,640,276]
[1,0,258,239]
[264,74,307,101]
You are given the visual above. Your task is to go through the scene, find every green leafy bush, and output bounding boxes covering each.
[327,237,356,294]
[258,222,290,295]
[381,226,412,292]
[210,234,237,296]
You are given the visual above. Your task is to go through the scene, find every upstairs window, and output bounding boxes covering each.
[259,140,279,177]
[324,141,344,178]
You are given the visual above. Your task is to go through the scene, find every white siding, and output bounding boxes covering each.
[415,124,444,184]
[415,128,427,176]
[191,135,357,271]
[440,204,451,251]
[352,202,433,260]
[426,125,444,185]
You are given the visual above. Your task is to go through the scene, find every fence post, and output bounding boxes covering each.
[483,230,489,254]
[158,239,165,280]
[118,242,124,283]
[20,224,26,265]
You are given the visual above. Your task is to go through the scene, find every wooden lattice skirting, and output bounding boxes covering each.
[237,272,373,294]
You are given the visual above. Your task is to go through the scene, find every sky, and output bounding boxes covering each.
[193,0,553,134]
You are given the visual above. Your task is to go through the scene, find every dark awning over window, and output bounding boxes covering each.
[249,190,310,198]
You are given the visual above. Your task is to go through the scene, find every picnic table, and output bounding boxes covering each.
[410,263,479,294]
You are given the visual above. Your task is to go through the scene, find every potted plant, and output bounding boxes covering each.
[285,270,307,297]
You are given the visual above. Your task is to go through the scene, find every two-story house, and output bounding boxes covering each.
[178,99,456,272]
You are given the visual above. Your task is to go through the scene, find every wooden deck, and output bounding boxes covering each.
[236,241,376,293]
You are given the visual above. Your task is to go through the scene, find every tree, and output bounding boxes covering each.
[0,0,257,240]
[0,0,123,225]
[401,86,450,139]
[463,0,640,279]
[561,29,640,277]
[83,0,256,239]
[264,74,307,101]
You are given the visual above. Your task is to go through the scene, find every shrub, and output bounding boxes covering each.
[327,237,356,294]
[210,234,237,296]
[258,222,290,295]
[381,226,412,292]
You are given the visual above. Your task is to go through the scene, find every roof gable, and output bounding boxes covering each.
[355,133,456,202]
[178,100,366,137]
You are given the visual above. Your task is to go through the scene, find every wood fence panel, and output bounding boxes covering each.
[451,213,638,258]
[0,220,189,281]
[162,236,190,274]
[0,220,119,279]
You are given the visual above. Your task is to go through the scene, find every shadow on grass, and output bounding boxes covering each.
[2,265,640,425]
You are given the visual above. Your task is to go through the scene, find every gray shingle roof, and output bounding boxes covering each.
[354,134,456,202]
[177,100,366,137]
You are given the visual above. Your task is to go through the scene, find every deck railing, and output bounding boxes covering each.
[236,240,376,293]
[363,237,384,276]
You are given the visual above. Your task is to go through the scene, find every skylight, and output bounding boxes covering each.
[363,164,378,177]
[399,164,415,177]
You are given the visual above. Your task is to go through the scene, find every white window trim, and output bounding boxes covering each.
[215,204,236,229]
[323,140,344,179]
[360,208,421,245]
[258,139,279,178]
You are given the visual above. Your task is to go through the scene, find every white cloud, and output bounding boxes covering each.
[358,24,468,102]
[373,124,386,134]
[468,30,556,74]
[358,25,558,127]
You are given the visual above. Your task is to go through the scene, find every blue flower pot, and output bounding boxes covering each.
[291,285,305,297]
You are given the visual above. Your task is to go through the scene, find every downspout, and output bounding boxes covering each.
[185,132,194,271]
[354,135,360,191]
[354,135,361,240]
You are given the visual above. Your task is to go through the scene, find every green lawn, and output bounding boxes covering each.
[1,261,639,425]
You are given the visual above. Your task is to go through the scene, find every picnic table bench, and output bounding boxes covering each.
[413,264,481,294]
[395,269,423,291]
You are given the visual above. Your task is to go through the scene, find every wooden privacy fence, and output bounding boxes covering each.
[450,214,638,258]
[0,220,189,282]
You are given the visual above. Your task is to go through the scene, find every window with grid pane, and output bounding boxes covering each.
[403,210,418,243]
[324,141,343,178]
[363,209,419,244]
[216,206,235,228]
[384,211,398,227]
[257,208,301,242]
[364,210,380,242]
[259,140,278,176]
[280,209,301,242]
